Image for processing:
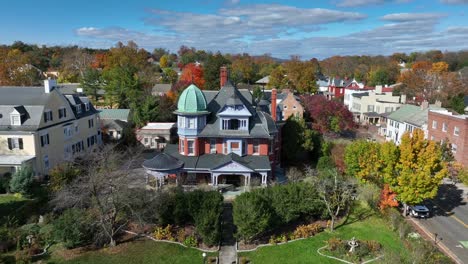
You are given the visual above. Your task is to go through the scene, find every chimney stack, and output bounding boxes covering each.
[421,100,429,110]
[271,88,277,121]
[44,78,57,93]
[220,66,228,88]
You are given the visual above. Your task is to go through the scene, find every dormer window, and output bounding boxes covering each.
[76,104,82,114]
[221,118,248,131]
[58,108,67,119]
[85,103,90,112]
[10,107,26,126]
[43,110,53,123]
[10,114,21,126]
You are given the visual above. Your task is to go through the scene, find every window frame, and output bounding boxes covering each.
[10,114,21,126]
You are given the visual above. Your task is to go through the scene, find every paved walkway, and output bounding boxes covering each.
[219,203,237,264]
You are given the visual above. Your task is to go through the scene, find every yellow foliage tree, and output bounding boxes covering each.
[394,130,448,211]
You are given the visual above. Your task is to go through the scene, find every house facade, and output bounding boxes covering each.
[350,86,406,124]
[144,68,280,187]
[136,122,177,149]
[99,109,131,141]
[428,110,468,166]
[385,102,445,145]
[261,89,303,121]
[0,80,101,176]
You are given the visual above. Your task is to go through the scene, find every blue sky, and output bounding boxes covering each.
[1,0,467,59]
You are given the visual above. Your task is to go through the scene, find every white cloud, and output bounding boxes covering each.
[74,3,468,59]
[381,13,446,22]
[336,0,413,7]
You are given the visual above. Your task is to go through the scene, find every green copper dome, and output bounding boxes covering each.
[177,84,208,114]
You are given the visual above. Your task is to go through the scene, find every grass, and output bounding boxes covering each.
[46,239,217,264]
[239,205,409,264]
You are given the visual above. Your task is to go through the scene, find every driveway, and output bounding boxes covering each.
[412,183,468,263]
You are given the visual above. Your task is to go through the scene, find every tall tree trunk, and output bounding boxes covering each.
[330,216,335,232]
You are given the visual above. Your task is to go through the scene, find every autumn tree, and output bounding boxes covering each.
[379,184,399,211]
[59,47,93,82]
[282,57,318,93]
[345,140,381,184]
[180,63,205,88]
[231,53,258,84]
[268,65,287,88]
[162,68,178,84]
[0,48,41,86]
[302,95,354,134]
[159,54,169,68]
[398,60,452,102]
[394,130,448,214]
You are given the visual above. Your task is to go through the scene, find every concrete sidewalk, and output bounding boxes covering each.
[219,203,237,264]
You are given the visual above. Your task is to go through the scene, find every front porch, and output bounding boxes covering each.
[0,155,36,177]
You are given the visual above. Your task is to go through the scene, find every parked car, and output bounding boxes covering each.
[409,205,430,218]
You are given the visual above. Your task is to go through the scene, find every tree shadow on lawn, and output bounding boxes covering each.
[426,184,466,217]
[336,204,375,230]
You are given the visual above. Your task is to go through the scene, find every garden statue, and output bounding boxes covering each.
[348,237,359,253]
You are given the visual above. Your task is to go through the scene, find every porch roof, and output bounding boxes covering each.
[164,144,271,171]
[142,152,184,172]
[0,155,35,166]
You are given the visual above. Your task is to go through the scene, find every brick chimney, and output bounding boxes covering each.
[220,66,228,88]
[271,88,277,121]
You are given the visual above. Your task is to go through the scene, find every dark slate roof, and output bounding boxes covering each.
[198,82,277,138]
[0,87,51,105]
[57,83,105,95]
[101,119,127,130]
[64,95,99,118]
[0,86,98,132]
[226,93,244,106]
[165,144,271,171]
[0,105,44,131]
[142,152,184,171]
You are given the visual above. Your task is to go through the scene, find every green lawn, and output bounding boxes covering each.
[46,239,217,264]
[239,206,408,264]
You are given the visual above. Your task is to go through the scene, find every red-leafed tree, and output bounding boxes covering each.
[302,95,354,134]
[180,63,205,89]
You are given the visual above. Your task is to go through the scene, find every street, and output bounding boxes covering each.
[413,183,468,263]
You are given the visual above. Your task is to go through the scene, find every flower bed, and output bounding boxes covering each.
[237,222,326,251]
[150,225,218,251]
[320,237,383,263]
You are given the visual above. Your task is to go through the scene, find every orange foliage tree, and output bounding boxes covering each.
[379,184,399,211]
[180,63,205,89]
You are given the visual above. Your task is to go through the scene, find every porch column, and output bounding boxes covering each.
[261,172,268,186]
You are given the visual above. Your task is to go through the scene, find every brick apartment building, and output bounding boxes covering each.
[428,110,468,167]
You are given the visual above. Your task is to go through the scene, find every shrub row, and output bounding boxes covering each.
[233,183,326,242]
[154,189,223,246]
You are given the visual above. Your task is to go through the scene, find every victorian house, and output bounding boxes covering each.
[143,68,280,187]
